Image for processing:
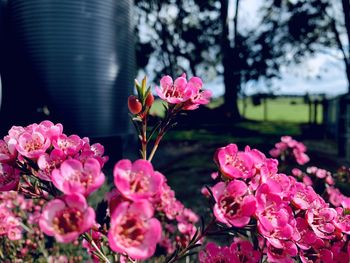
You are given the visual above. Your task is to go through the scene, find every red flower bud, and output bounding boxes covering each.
[145,93,154,107]
[128,95,142,114]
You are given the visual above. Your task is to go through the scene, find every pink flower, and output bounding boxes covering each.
[36,121,63,141]
[291,182,320,210]
[155,74,195,104]
[0,139,17,163]
[52,134,83,156]
[269,136,309,165]
[327,187,345,207]
[306,207,337,239]
[255,185,296,247]
[230,238,261,263]
[199,242,239,263]
[182,76,212,110]
[155,181,184,220]
[39,194,95,243]
[300,248,333,263]
[52,158,105,196]
[295,217,319,250]
[16,130,50,159]
[0,163,20,191]
[212,180,257,227]
[108,201,161,260]
[266,240,298,263]
[113,159,163,201]
[37,149,66,181]
[214,144,254,179]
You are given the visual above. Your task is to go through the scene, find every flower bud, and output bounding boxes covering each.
[128,95,142,114]
[145,93,154,107]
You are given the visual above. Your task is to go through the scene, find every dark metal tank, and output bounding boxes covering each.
[0,0,135,161]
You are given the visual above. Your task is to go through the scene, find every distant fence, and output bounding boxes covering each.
[324,94,350,158]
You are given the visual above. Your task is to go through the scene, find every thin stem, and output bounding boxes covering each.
[167,219,216,263]
[148,133,163,162]
[141,116,148,160]
[82,233,111,263]
[90,240,111,263]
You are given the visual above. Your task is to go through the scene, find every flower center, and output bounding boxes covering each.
[220,195,240,216]
[130,172,150,194]
[53,208,83,234]
[24,138,43,152]
[116,216,145,246]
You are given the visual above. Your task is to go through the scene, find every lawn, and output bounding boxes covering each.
[151,96,324,124]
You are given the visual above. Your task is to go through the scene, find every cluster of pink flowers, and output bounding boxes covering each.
[5,74,350,262]
[105,159,199,260]
[209,143,350,262]
[0,192,23,241]
[291,166,334,186]
[156,73,212,110]
[269,136,310,165]
[0,191,55,261]
[0,121,108,244]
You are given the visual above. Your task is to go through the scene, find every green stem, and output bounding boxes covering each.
[141,116,148,160]
[82,233,111,263]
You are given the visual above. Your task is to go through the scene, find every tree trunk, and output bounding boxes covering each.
[341,0,350,93]
[220,0,241,119]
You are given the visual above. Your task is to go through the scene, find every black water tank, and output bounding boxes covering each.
[1,0,135,140]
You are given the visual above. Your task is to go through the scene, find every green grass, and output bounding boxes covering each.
[150,96,323,123]
[238,97,323,123]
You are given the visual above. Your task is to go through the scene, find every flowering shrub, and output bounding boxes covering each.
[0,74,350,262]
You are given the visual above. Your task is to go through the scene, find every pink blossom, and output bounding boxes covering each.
[327,187,345,207]
[0,163,20,191]
[294,217,319,250]
[155,74,195,104]
[16,130,50,159]
[334,207,350,234]
[212,180,257,227]
[291,168,303,177]
[331,241,350,263]
[230,238,261,263]
[155,181,184,220]
[269,136,309,165]
[291,182,320,210]
[182,76,212,110]
[52,158,105,196]
[76,142,109,168]
[0,139,17,163]
[39,194,95,243]
[266,240,298,263]
[255,185,296,247]
[199,242,239,263]
[306,207,337,239]
[36,120,63,141]
[0,205,22,240]
[113,159,163,201]
[300,248,333,263]
[108,200,161,260]
[214,144,254,179]
[52,134,83,156]
[37,149,66,181]
[303,175,313,186]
